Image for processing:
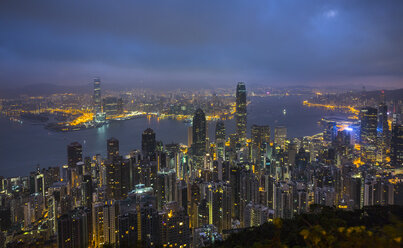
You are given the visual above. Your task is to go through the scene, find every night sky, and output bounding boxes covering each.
[0,0,402,89]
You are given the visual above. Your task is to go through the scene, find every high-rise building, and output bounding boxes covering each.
[274,126,287,150]
[67,142,83,167]
[251,125,270,166]
[236,82,247,144]
[215,120,226,160]
[142,128,156,159]
[360,107,378,163]
[378,103,390,161]
[103,200,120,246]
[93,78,102,114]
[391,124,403,168]
[192,108,207,157]
[57,208,90,248]
[158,202,191,248]
[107,137,119,161]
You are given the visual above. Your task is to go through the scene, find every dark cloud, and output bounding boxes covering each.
[0,0,402,89]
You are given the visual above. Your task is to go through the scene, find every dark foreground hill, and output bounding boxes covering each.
[213,205,403,248]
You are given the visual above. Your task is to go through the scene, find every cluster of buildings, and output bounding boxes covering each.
[0,83,402,248]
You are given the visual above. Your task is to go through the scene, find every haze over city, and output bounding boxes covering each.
[0,1,403,248]
[1,0,403,90]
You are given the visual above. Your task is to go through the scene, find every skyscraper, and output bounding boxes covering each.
[236,82,247,144]
[215,120,226,160]
[67,142,83,167]
[107,137,119,161]
[251,125,270,166]
[142,128,156,159]
[192,108,207,157]
[274,126,287,150]
[360,107,378,163]
[93,78,102,114]
[391,124,403,168]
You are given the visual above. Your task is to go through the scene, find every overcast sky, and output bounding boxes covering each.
[0,0,402,89]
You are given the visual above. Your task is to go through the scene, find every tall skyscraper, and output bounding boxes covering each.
[93,78,102,114]
[251,125,270,166]
[274,126,287,150]
[236,82,247,144]
[107,137,119,161]
[360,107,378,163]
[215,120,226,160]
[67,142,83,167]
[192,108,207,157]
[142,128,156,159]
[391,124,403,168]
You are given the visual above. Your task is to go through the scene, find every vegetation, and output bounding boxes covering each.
[214,205,403,248]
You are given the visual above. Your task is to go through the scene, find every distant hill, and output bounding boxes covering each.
[213,205,403,248]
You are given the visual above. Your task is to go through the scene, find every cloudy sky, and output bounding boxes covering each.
[0,0,402,89]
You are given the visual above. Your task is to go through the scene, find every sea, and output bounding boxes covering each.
[0,95,346,177]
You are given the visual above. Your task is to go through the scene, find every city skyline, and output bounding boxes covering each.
[0,1,403,247]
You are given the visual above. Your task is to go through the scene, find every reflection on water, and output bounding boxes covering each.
[0,96,345,177]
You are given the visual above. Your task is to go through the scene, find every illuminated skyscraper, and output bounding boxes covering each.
[274,126,287,150]
[215,120,226,160]
[378,103,389,161]
[360,107,377,163]
[107,137,119,161]
[158,202,190,248]
[142,128,156,159]
[192,108,207,157]
[391,124,403,168]
[93,78,102,114]
[236,82,247,144]
[251,125,270,166]
[67,142,83,167]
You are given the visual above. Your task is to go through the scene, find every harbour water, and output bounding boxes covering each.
[0,95,345,177]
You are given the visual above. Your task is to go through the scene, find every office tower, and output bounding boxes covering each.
[215,120,226,160]
[142,128,156,159]
[236,82,247,144]
[107,137,119,161]
[102,97,123,117]
[360,107,378,163]
[274,126,287,150]
[67,142,83,167]
[391,124,403,168]
[251,125,270,166]
[192,108,207,167]
[29,168,45,196]
[158,202,191,248]
[93,78,102,114]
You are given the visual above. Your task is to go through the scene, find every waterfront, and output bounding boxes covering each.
[0,95,346,177]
